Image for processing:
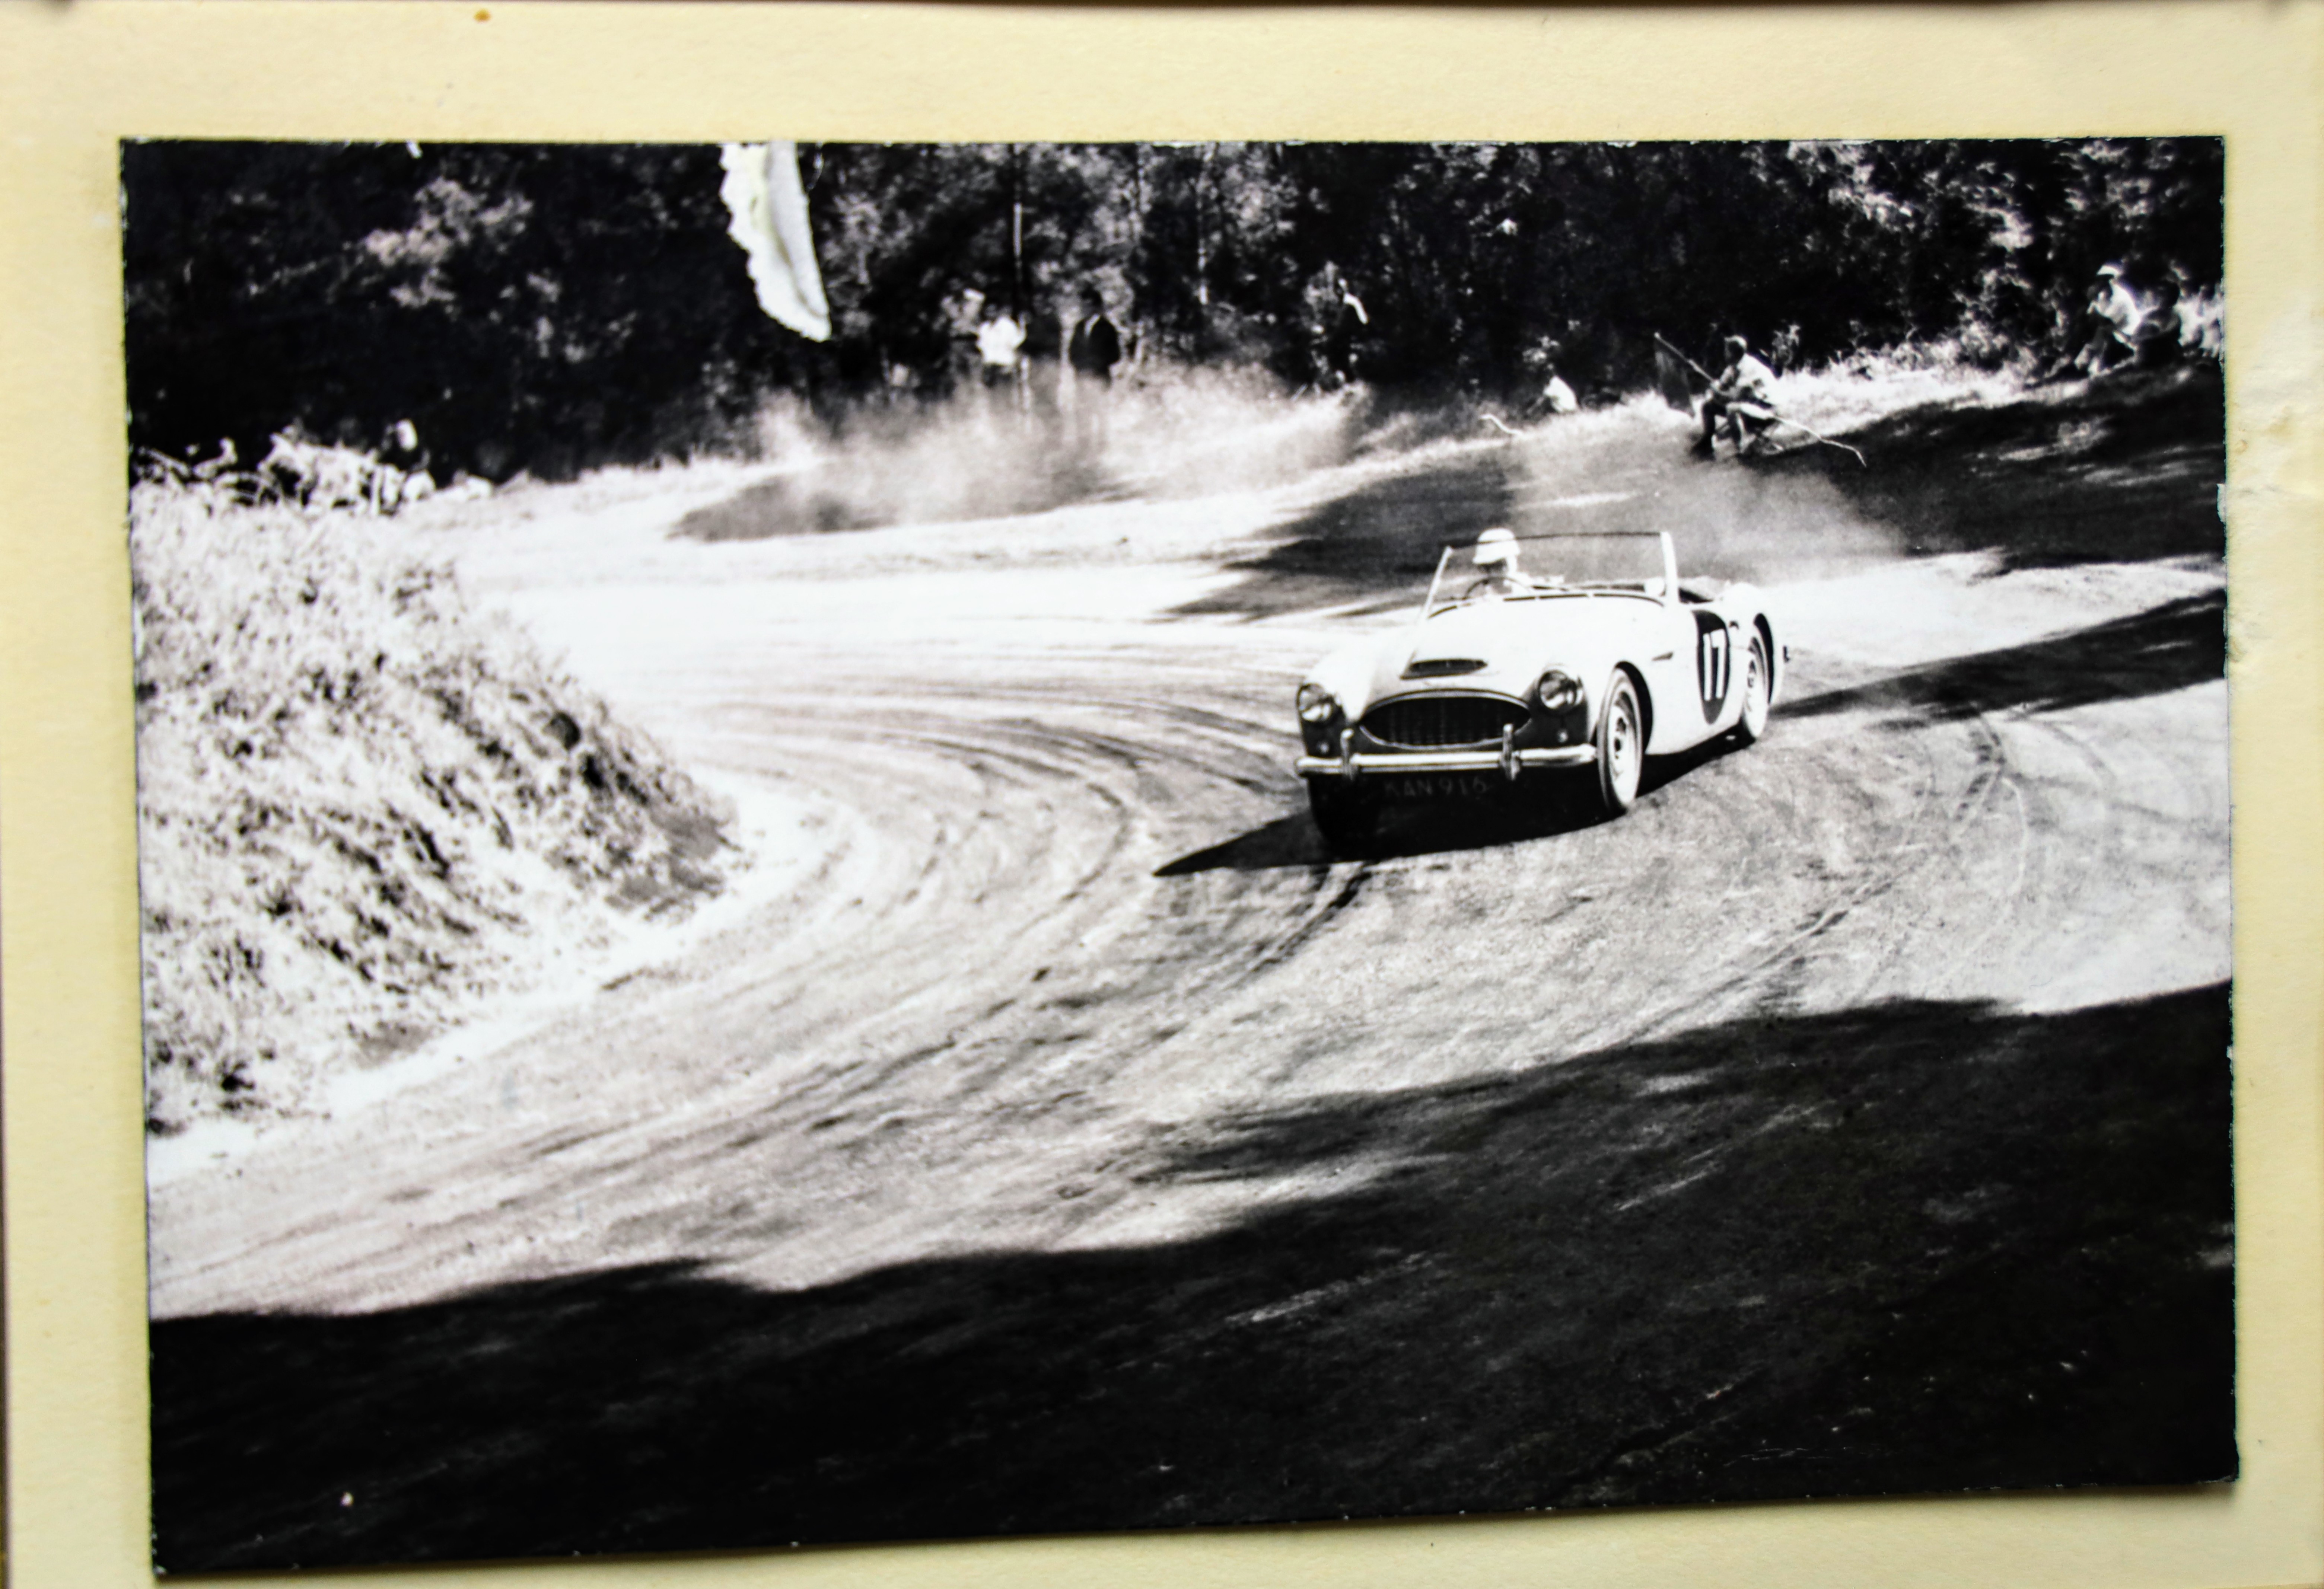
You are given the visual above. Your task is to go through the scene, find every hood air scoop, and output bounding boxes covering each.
[1403,657,1488,679]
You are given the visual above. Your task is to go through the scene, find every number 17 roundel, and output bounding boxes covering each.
[1693,610,1733,721]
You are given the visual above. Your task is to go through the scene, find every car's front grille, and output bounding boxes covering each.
[1363,695,1528,749]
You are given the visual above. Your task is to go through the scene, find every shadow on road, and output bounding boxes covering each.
[1155,813,1334,875]
[1781,589,2226,723]
[1156,735,1744,876]
[674,447,1124,542]
[153,985,2233,1572]
[1182,363,2222,626]
[675,472,884,539]
[1804,363,2225,570]
[1175,449,1514,620]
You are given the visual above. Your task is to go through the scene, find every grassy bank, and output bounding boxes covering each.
[133,473,736,1133]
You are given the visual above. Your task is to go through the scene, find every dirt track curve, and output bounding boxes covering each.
[147,390,2235,1570]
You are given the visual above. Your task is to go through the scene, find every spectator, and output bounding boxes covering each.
[1540,366,1579,417]
[1067,286,1121,447]
[976,309,1025,420]
[2070,263,2144,377]
[1694,335,1778,457]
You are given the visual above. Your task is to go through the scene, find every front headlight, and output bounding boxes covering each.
[1296,683,1341,724]
[1535,669,1584,711]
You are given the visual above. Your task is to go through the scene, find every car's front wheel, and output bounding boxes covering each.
[1589,673,1644,818]
[1307,778,1380,856]
[1733,631,1771,745]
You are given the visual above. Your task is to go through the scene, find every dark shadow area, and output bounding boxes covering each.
[1174,449,1513,619]
[1160,793,1601,875]
[1158,736,1741,876]
[1782,589,2225,723]
[1805,363,2225,570]
[1179,361,2222,622]
[675,472,884,539]
[1155,813,1334,876]
[153,985,2233,1572]
[672,453,1127,542]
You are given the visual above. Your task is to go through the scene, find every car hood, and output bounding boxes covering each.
[1360,594,1658,702]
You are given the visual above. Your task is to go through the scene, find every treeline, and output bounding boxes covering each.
[123,138,2222,482]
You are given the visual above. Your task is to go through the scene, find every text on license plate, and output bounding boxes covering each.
[1377,773,1496,802]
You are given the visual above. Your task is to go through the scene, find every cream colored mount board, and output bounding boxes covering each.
[1,3,2319,1588]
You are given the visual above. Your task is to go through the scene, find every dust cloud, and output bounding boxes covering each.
[1498,399,1906,586]
[675,368,1360,543]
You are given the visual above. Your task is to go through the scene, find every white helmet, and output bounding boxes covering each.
[1473,528,1519,567]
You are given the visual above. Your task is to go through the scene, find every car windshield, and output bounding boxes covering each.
[1424,532,1671,615]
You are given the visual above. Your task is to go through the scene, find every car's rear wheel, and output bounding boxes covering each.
[1307,778,1380,856]
[1590,673,1644,818]
[1734,631,1771,745]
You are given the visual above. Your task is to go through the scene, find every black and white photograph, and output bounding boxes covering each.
[127,137,2232,1572]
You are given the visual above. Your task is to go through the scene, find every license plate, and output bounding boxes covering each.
[1376,773,1496,802]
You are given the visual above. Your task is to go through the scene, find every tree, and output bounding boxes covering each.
[125,139,2223,480]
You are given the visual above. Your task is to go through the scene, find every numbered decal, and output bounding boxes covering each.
[1693,610,1733,721]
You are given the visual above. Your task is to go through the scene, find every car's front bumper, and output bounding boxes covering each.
[1294,746,1598,780]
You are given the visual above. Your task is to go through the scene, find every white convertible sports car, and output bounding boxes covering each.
[1293,529,1782,851]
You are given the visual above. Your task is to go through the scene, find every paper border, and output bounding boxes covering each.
[3,4,2318,1586]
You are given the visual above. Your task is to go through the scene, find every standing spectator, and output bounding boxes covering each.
[1066,286,1122,448]
[976,308,1026,421]
[1311,264,1369,389]
[944,286,990,393]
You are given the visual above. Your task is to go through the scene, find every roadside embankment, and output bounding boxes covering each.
[132,472,739,1133]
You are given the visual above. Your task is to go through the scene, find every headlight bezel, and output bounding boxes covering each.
[1534,669,1585,712]
[1296,682,1343,724]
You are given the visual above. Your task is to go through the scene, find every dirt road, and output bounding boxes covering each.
[148,382,2235,1569]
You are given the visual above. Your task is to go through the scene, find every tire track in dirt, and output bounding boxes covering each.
[153,632,2193,1315]
[148,491,2228,1320]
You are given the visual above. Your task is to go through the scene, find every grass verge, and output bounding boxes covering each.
[133,472,734,1133]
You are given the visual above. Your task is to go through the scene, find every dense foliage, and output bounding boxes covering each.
[124,139,2221,481]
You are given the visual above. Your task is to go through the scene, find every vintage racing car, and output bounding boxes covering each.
[1293,529,1781,851]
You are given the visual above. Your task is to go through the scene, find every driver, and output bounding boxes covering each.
[1466,528,1533,599]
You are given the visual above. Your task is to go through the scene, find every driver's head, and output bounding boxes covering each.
[1723,334,1749,360]
[1474,528,1520,571]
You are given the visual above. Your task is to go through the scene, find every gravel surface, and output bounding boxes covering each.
[148,380,2234,1570]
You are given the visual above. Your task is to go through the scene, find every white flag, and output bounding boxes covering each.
[719,141,831,342]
